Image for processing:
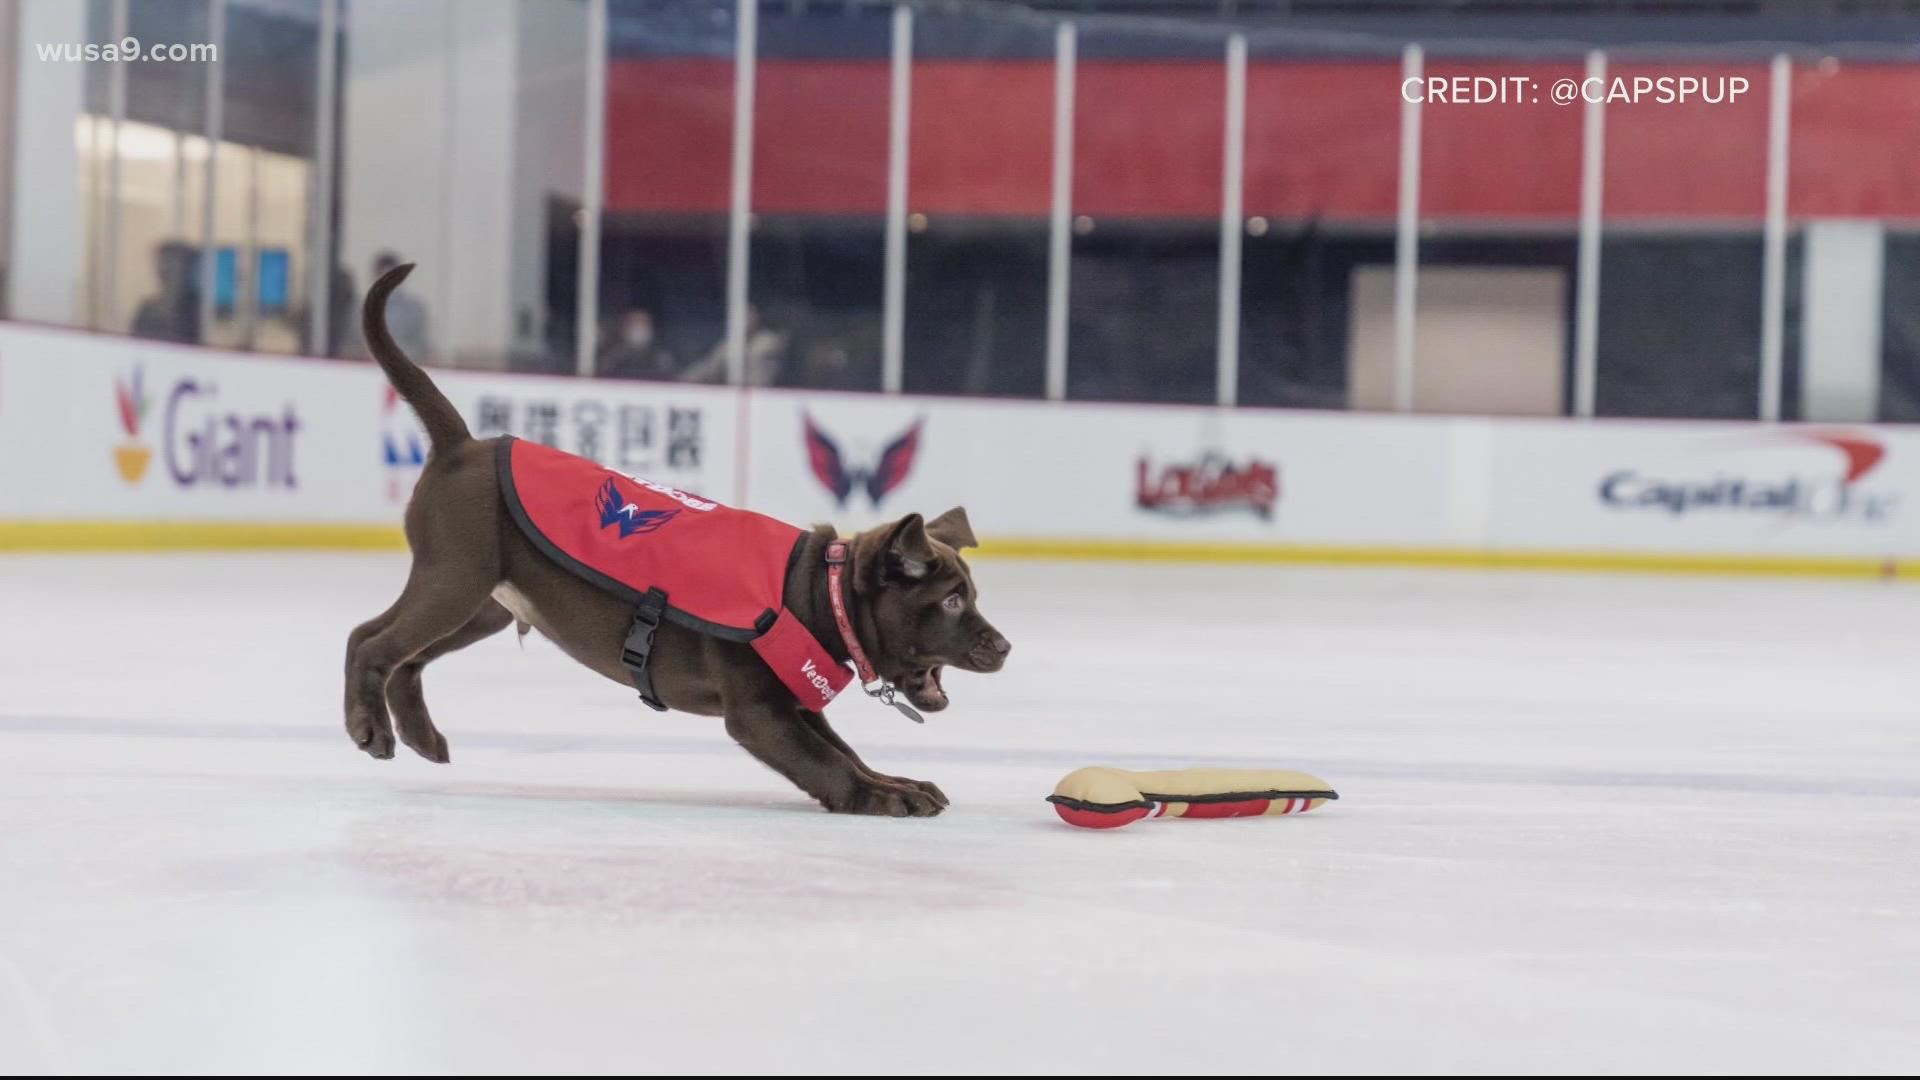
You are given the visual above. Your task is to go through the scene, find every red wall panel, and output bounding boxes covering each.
[1790,63,1920,219]
[1243,61,1401,219]
[1073,61,1223,218]
[1602,62,1770,220]
[751,60,890,215]
[1419,61,1583,219]
[909,60,1053,216]
[606,56,1920,223]
[605,59,733,215]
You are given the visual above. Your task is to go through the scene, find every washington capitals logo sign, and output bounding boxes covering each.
[596,478,679,538]
[804,414,923,508]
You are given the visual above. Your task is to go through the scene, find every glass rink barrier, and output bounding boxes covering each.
[0,1,1915,420]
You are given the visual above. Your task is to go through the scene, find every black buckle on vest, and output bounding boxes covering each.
[621,587,670,712]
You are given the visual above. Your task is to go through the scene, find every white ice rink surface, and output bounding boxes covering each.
[1,553,1916,1074]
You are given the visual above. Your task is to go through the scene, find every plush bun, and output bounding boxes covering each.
[1047,767,1337,829]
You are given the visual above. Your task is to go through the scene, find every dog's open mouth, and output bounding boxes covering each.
[906,665,949,711]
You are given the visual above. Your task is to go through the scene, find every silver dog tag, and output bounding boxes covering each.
[867,682,926,724]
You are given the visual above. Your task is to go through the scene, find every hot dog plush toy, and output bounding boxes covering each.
[1047,767,1338,829]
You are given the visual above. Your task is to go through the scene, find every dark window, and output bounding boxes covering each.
[1068,221,1217,404]
[904,222,1048,398]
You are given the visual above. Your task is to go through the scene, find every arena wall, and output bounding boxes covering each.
[3,321,1913,577]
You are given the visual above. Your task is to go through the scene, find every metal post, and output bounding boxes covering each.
[199,0,226,342]
[1044,21,1076,401]
[172,130,187,234]
[102,0,129,330]
[881,3,912,393]
[308,0,339,356]
[1391,44,1422,413]
[436,2,461,363]
[242,145,260,346]
[724,0,759,385]
[1760,53,1791,422]
[1215,32,1246,407]
[576,0,608,375]
[1573,50,1605,418]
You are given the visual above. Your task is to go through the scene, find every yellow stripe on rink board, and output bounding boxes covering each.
[0,521,408,552]
[0,522,1906,580]
[972,538,1908,580]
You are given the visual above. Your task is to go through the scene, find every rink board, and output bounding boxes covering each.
[2,320,1917,576]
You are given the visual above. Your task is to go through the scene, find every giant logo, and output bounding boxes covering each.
[804,414,922,508]
[1598,431,1895,524]
[1137,453,1280,520]
[115,368,301,489]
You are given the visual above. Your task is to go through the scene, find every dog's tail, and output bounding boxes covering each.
[364,263,470,451]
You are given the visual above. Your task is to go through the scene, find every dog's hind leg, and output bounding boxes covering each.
[344,565,497,760]
[796,710,948,808]
[384,599,514,764]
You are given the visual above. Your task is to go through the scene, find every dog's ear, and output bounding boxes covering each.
[925,506,977,550]
[884,513,936,580]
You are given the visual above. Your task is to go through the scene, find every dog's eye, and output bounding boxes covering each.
[941,593,964,613]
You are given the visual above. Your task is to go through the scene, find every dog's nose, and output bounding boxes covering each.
[968,632,1011,672]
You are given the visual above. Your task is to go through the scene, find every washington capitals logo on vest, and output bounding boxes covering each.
[596,477,679,538]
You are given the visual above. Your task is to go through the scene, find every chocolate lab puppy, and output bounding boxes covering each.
[345,265,1009,816]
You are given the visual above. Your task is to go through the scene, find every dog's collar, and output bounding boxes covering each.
[824,541,877,684]
[825,540,924,724]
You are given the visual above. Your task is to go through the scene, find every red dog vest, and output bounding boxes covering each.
[497,438,852,709]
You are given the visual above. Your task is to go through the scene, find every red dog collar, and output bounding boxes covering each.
[824,541,877,684]
[825,540,924,724]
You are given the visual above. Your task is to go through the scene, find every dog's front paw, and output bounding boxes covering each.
[831,779,944,817]
[880,775,948,808]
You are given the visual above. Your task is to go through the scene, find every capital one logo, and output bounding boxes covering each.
[1599,430,1896,524]
[803,414,923,508]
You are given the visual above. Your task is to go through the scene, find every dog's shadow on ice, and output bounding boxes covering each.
[347,785,985,916]
[402,781,834,818]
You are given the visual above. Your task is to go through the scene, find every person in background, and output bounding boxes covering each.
[296,263,361,359]
[679,305,788,386]
[368,251,432,361]
[326,264,360,359]
[596,308,678,381]
[131,241,201,344]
